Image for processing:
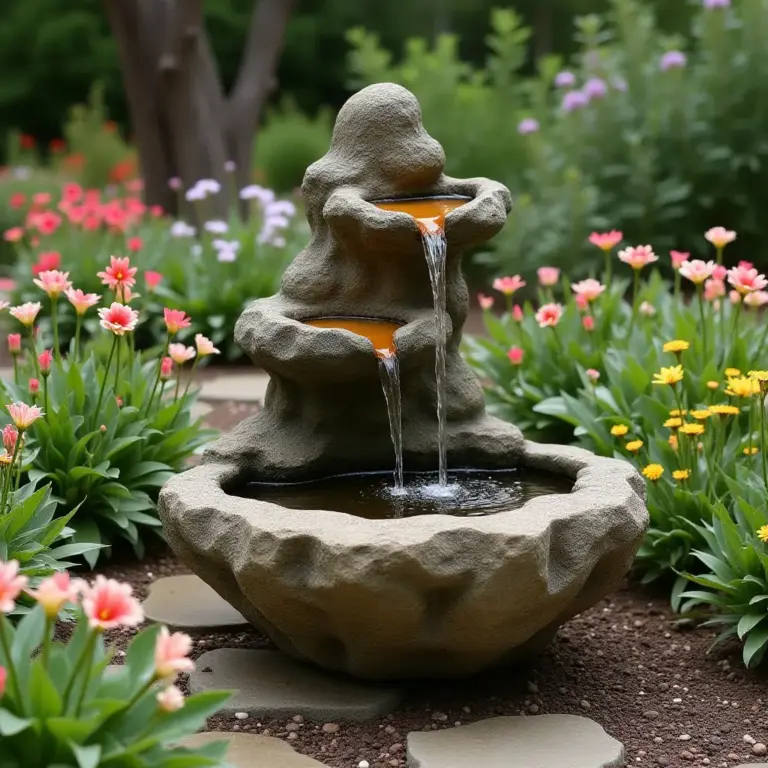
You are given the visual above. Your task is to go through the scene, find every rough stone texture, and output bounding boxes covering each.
[142,574,248,631]
[158,83,648,679]
[406,715,625,768]
[179,732,329,767]
[189,648,403,720]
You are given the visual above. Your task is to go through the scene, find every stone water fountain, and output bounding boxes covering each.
[159,83,648,680]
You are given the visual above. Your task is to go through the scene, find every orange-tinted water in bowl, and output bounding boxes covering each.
[375,197,467,234]
[305,317,401,359]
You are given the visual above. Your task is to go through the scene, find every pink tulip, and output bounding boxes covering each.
[670,251,689,269]
[28,378,39,396]
[705,226,736,249]
[157,685,185,712]
[7,334,20,355]
[744,290,768,308]
[127,236,143,252]
[704,278,725,302]
[582,315,595,332]
[98,302,139,335]
[33,269,71,299]
[572,278,606,303]
[6,402,43,430]
[163,308,192,335]
[535,302,564,328]
[9,302,41,327]
[168,343,195,365]
[507,346,524,365]
[195,334,220,357]
[729,290,742,305]
[26,572,77,617]
[512,305,524,322]
[160,357,174,381]
[586,368,600,382]
[574,293,588,311]
[712,265,727,281]
[492,275,526,296]
[588,231,623,251]
[727,264,768,295]
[537,267,561,287]
[2,426,18,455]
[678,259,716,285]
[155,627,194,680]
[618,245,658,271]
[81,575,144,631]
[66,288,101,315]
[38,349,52,375]
[477,293,494,310]
[0,561,28,613]
[145,271,163,292]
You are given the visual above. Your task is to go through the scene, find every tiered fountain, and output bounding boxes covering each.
[159,83,648,680]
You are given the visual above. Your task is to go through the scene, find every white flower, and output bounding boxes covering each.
[170,221,196,238]
[265,200,296,218]
[240,184,276,205]
[212,239,241,263]
[196,179,221,195]
[185,185,206,202]
[204,220,229,234]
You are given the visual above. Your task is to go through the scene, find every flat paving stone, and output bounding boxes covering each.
[406,714,624,768]
[180,732,329,767]
[190,648,404,722]
[142,574,248,631]
[199,372,270,403]
[190,400,213,421]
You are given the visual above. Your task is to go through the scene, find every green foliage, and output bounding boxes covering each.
[0,605,230,767]
[348,0,768,276]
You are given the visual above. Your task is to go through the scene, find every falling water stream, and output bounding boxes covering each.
[378,351,404,492]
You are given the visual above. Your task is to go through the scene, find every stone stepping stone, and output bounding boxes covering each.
[179,732,329,767]
[190,648,403,722]
[142,574,249,631]
[406,714,624,768]
[198,372,270,403]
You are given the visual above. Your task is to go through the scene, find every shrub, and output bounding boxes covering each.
[3,257,215,564]
[347,0,768,277]
[5,179,305,360]
[0,563,230,766]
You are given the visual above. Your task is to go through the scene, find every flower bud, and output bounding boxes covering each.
[7,334,21,355]
[28,378,40,395]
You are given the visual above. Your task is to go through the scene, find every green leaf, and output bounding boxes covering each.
[31,660,63,717]
[0,708,33,736]
[737,613,766,640]
[71,742,101,768]
[743,626,768,667]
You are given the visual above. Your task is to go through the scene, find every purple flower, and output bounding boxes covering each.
[517,118,540,135]
[611,76,628,92]
[660,51,687,71]
[703,0,730,7]
[240,184,276,206]
[212,239,241,262]
[204,219,229,234]
[265,200,297,218]
[554,71,576,88]
[561,90,590,113]
[168,177,182,191]
[583,77,608,99]
[224,160,236,173]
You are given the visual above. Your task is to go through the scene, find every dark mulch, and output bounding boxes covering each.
[76,548,768,768]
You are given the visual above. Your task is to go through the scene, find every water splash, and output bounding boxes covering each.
[421,230,449,486]
[378,351,404,492]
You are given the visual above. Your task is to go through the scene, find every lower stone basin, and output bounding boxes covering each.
[158,440,647,680]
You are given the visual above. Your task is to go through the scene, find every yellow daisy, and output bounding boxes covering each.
[669,409,688,417]
[710,404,741,416]
[758,525,768,543]
[642,464,664,481]
[725,367,742,377]
[610,424,629,437]
[653,365,684,386]
[663,340,690,354]
[679,423,705,436]
[691,409,711,420]
[672,469,690,481]
[664,417,682,430]
[625,440,644,453]
[725,376,760,398]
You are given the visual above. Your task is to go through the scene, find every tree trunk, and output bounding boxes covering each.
[104,0,296,216]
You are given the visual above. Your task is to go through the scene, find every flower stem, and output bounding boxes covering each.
[0,616,24,713]
[173,368,182,403]
[145,334,170,415]
[760,394,768,491]
[51,297,60,362]
[0,432,23,515]
[63,630,98,715]
[604,250,612,289]
[114,335,121,396]
[74,314,82,362]
[757,313,768,360]
[628,270,639,337]
[93,336,118,429]
[696,286,708,360]
[730,299,743,362]
[28,326,40,379]
[12,357,18,386]
[43,377,49,416]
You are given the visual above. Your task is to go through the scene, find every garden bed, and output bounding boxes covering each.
[85,546,768,768]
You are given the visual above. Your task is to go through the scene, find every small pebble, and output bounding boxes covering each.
[678,735,691,741]
[744,734,756,744]
[580,700,591,710]
[293,715,304,723]
[234,712,248,720]
[644,711,660,720]
[753,743,767,756]
[358,762,370,768]
[322,723,340,734]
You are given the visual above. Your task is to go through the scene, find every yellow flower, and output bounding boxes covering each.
[0,453,12,466]
[744,446,759,456]
[642,464,664,481]
[625,440,644,453]
[725,367,741,377]
[691,409,712,420]
[669,409,688,417]
[672,469,690,481]
[706,380,719,390]
[749,370,768,381]
[758,525,768,543]
[725,376,760,398]
[610,424,629,437]
[664,417,682,430]
[669,434,678,450]
[679,423,705,436]
[653,365,684,386]
[663,340,690,354]
[710,404,741,416]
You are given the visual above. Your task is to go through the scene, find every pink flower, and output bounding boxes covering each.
[0,666,5,699]
[62,183,83,203]
[582,315,595,332]
[32,251,61,276]
[508,346,524,365]
[7,334,20,355]
[127,236,143,252]
[2,426,18,455]
[575,293,588,311]
[670,250,689,269]
[639,301,656,317]
[168,343,195,365]
[744,290,768,308]
[3,227,24,243]
[98,302,139,335]
[26,572,77,617]
[195,334,220,357]
[160,357,174,381]
[726,264,768,295]
[155,626,194,680]
[712,265,728,281]
[157,685,185,712]
[730,290,741,305]
[81,575,144,631]
[145,271,163,292]
[537,267,560,287]
[32,211,62,236]
[33,269,71,299]
[32,192,51,207]
[571,278,606,303]
[121,287,141,304]
[66,288,101,315]
[738,260,754,270]
[28,378,39,396]
[705,226,736,249]
[535,302,564,328]
[512,305,524,322]
[6,402,43,430]
[617,245,658,271]
[492,275,526,296]
[97,256,138,293]
[704,278,725,302]
[164,308,192,335]
[38,349,52,375]
[586,368,600,382]
[0,560,28,612]
[477,293,494,310]
[589,231,623,251]
[678,259,716,285]
[10,302,42,327]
